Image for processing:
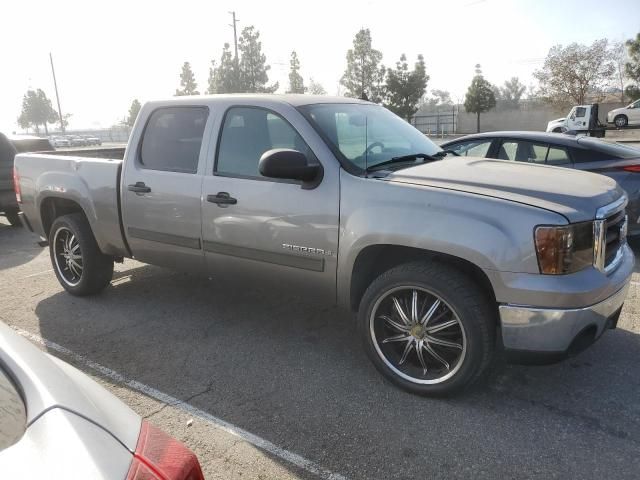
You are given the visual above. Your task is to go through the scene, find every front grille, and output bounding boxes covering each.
[604,209,626,268]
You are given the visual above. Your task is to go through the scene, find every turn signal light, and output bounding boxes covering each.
[13,167,21,203]
[534,222,594,274]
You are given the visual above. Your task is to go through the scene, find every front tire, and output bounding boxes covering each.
[614,115,628,128]
[49,213,114,296]
[4,208,21,227]
[358,261,496,396]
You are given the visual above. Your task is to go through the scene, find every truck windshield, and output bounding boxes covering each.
[299,103,442,173]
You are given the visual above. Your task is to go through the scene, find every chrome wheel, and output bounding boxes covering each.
[53,227,83,286]
[614,116,627,128]
[370,286,467,384]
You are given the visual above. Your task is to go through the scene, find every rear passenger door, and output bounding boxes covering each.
[121,106,210,272]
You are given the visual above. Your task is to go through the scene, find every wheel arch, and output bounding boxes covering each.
[40,196,92,240]
[348,244,497,314]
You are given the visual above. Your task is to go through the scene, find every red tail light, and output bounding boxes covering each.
[622,165,640,172]
[127,421,204,480]
[13,167,21,203]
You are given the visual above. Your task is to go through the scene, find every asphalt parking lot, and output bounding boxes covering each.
[1,218,639,479]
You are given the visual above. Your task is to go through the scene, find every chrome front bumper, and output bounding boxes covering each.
[499,282,630,354]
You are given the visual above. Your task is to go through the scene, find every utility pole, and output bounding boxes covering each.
[49,52,65,133]
[229,11,239,84]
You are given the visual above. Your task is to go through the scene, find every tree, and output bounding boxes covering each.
[238,26,278,93]
[286,51,306,94]
[307,78,326,95]
[500,77,526,108]
[533,39,615,106]
[175,62,200,96]
[625,33,640,100]
[611,41,628,102]
[126,99,141,127]
[340,28,385,102]
[421,89,453,110]
[383,54,429,120]
[17,89,58,135]
[207,43,240,94]
[464,65,496,133]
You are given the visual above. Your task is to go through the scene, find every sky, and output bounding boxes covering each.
[2,0,639,133]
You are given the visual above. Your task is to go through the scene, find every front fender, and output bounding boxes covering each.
[336,172,567,308]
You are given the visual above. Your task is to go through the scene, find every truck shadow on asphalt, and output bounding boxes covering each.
[0,222,43,270]
[32,262,640,479]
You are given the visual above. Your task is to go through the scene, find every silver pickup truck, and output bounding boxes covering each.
[14,95,635,395]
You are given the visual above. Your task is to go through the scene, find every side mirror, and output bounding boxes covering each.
[259,149,322,186]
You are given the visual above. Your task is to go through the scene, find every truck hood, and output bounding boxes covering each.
[383,157,624,222]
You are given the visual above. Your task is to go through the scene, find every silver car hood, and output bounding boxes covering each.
[384,157,624,222]
[0,321,140,452]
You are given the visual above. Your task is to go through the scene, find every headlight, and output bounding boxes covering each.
[534,222,594,274]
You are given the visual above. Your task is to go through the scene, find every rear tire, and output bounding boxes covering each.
[358,260,496,396]
[614,115,628,128]
[49,213,114,296]
[4,208,21,227]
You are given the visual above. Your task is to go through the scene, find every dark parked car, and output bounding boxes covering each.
[441,132,640,235]
[0,134,52,226]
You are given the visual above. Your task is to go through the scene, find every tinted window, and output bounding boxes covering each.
[448,139,492,157]
[216,107,314,177]
[546,146,571,165]
[497,140,548,164]
[140,107,208,173]
[575,138,640,160]
[11,138,52,153]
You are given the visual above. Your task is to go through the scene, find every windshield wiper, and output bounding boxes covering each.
[365,152,439,172]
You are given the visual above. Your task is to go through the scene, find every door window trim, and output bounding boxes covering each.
[137,105,210,174]
[213,105,321,186]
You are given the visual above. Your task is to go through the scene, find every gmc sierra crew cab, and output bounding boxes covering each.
[14,95,635,396]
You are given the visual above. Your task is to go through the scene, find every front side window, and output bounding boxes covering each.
[216,107,314,178]
[449,139,492,157]
[575,107,586,118]
[139,107,208,174]
[299,103,441,172]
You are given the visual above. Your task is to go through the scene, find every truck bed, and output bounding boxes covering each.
[14,151,128,257]
[47,147,126,160]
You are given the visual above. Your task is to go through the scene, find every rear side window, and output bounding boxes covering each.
[497,140,547,164]
[216,107,314,178]
[448,139,492,157]
[546,147,571,165]
[140,107,208,173]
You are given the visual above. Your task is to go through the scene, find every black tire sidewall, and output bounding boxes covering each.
[358,262,494,396]
[49,214,113,296]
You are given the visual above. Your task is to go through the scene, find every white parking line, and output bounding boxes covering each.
[13,326,347,480]
[23,269,53,278]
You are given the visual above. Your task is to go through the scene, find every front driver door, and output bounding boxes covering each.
[201,105,339,301]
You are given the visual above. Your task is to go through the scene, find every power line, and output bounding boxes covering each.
[49,52,65,133]
[229,11,239,76]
